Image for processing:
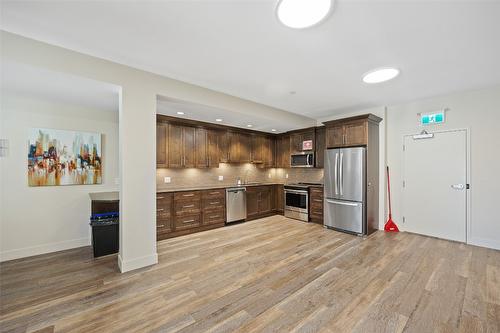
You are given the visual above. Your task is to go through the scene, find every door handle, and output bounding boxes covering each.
[451,184,465,190]
[326,199,360,207]
[334,153,338,195]
[339,152,343,196]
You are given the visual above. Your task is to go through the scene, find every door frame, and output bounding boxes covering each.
[401,128,471,243]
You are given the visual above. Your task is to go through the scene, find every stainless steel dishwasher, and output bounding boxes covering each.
[226,187,247,223]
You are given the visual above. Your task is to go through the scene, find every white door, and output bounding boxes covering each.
[402,129,467,242]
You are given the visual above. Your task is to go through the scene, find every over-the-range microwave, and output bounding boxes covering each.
[290,152,314,168]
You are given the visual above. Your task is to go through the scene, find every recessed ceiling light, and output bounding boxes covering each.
[247,124,253,128]
[176,111,185,115]
[277,0,333,29]
[362,67,400,84]
[289,91,296,95]
[271,129,277,132]
[215,118,223,122]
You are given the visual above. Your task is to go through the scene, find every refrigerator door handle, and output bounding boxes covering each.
[326,199,360,207]
[339,152,344,196]
[334,152,339,195]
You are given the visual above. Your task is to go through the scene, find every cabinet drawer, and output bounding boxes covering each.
[310,208,324,218]
[156,193,173,219]
[202,189,225,200]
[310,197,324,206]
[310,200,323,211]
[175,200,201,216]
[175,214,201,230]
[157,219,172,234]
[203,198,225,210]
[174,191,201,201]
[203,209,225,225]
[310,187,323,197]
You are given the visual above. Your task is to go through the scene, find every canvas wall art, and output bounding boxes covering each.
[28,128,102,186]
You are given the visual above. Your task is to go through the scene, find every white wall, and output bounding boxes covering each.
[386,85,500,250]
[0,93,119,261]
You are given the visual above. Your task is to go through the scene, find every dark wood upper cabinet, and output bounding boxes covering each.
[324,114,382,148]
[276,135,290,168]
[156,123,168,168]
[315,127,326,169]
[183,126,196,168]
[238,133,252,163]
[251,135,264,164]
[195,128,208,168]
[290,130,315,153]
[168,124,183,168]
[207,129,219,168]
[218,131,229,163]
[263,136,275,168]
[228,131,240,163]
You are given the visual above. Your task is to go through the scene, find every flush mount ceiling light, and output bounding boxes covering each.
[362,67,400,84]
[271,129,277,132]
[276,0,333,29]
[247,124,253,128]
[176,111,185,115]
[215,118,223,122]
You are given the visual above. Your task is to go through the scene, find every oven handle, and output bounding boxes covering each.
[285,189,308,194]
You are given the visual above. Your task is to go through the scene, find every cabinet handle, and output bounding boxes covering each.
[209,201,219,205]
[183,219,195,223]
[209,215,220,219]
[183,204,195,208]
[183,194,194,197]
[157,208,164,212]
[314,199,322,202]
[157,224,165,228]
[210,191,220,195]
[157,196,164,199]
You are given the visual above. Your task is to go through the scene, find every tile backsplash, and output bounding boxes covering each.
[156,163,324,190]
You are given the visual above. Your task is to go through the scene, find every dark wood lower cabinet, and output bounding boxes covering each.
[309,186,324,224]
[157,185,286,240]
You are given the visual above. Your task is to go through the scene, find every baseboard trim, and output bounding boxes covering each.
[118,252,158,273]
[468,237,500,251]
[0,237,90,262]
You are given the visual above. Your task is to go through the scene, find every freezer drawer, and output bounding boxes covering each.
[324,199,364,234]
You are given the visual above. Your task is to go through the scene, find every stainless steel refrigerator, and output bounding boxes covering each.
[324,147,366,235]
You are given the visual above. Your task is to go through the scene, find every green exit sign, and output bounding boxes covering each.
[421,112,445,125]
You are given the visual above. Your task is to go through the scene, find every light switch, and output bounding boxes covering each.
[218,175,224,181]
[114,178,120,185]
[164,177,171,183]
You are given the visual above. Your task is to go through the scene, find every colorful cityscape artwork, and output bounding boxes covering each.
[28,128,102,186]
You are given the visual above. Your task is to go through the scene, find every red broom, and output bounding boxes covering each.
[384,166,399,232]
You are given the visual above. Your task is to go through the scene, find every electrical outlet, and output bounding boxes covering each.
[164,177,171,184]
[285,173,289,179]
[268,173,272,178]
[218,175,224,181]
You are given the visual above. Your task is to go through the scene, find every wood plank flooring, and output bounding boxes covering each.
[1,215,499,332]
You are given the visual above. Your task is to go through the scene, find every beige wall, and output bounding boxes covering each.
[157,164,323,190]
[0,93,119,261]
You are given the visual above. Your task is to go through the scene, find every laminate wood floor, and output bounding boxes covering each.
[1,215,499,333]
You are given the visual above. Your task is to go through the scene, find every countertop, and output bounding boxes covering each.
[89,191,119,201]
[157,182,323,193]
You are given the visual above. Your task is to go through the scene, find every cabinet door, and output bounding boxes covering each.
[259,186,272,214]
[344,121,367,146]
[263,137,275,167]
[275,184,284,213]
[246,187,260,218]
[228,132,240,163]
[207,129,219,168]
[302,130,315,151]
[239,133,252,163]
[195,128,208,168]
[326,125,344,148]
[156,123,168,168]
[251,135,264,163]
[168,124,183,168]
[183,126,196,167]
[277,135,290,168]
[290,133,302,153]
[218,131,229,163]
[315,127,326,168]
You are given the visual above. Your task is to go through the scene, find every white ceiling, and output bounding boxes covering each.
[1,0,500,119]
[2,61,120,112]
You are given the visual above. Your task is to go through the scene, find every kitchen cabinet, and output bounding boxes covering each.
[195,128,208,168]
[276,135,290,168]
[290,130,315,153]
[227,132,252,163]
[246,185,273,220]
[207,129,219,168]
[156,122,168,168]
[274,184,284,213]
[167,124,196,168]
[218,131,229,163]
[309,186,324,224]
[324,114,382,148]
[183,126,196,168]
[263,136,275,168]
[157,189,226,240]
[315,127,326,168]
[156,193,173,237]
[251,135,264,163]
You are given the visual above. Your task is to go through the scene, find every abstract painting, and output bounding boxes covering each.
[28,128,102,186]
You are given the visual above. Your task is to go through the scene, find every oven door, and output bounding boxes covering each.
[285,189,308,212]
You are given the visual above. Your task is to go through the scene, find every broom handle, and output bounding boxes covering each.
[387,166,392,216]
